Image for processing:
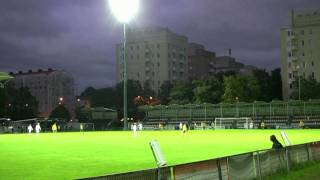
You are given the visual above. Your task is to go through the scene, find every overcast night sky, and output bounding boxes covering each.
[0,0,319,93]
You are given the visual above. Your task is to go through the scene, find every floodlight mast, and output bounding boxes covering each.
[108,0,140,130]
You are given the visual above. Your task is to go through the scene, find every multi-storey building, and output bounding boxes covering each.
[188,43,216,80]
[281,10,320,100]
[188,43,256,80]
[10,69,75,117]
[116,27,189,94]
[215,56,245,73]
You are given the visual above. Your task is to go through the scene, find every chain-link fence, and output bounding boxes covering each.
[140,100,320,128]
[82,141,320,180]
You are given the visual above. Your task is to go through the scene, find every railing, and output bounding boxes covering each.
[81,141,320,180]
[139,100,320,128]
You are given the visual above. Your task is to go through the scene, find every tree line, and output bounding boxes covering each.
[78,69,283,120]
[3,68,320,121]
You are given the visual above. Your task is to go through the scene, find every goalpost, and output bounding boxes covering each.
[214,117,252,129]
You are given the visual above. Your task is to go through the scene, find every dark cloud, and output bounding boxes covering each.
[0,0,320,92]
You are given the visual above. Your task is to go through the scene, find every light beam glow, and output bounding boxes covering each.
[108,0,140,23]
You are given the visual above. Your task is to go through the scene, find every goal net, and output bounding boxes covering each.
[214,117,252,129]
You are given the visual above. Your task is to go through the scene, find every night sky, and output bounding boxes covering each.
[1,0,319,93]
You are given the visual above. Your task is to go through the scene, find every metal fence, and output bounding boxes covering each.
[81,141,320,180]
[140,100,320,119]
[139,100,320,128]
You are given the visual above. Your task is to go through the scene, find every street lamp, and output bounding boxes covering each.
[296,65,301,100]
[108,0,140,130]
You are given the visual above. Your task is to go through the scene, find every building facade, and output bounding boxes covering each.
[188,43,216,80]
[281,10,320,100]
[10,69,75,118]
[116,27,189,94]
[188,43,256,80]
[214,56,245,73]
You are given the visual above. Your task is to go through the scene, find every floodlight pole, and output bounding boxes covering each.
[123,23,128,130]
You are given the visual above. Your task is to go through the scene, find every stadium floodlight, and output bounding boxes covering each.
[150,140,167,168]
[108,0,140,23]
[108,0,140,130]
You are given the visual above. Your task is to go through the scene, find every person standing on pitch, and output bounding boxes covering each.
[132,123,137,137]
[27,124,33,134]
[299,120,305,129]
[182,123,187,133]
[52,123,57,133]
[80,123,84,132]
[35,123,41,134]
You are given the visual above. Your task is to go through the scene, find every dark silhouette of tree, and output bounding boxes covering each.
[50,105,70,121]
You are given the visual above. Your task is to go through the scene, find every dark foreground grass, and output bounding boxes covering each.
[265,161,320,180]
[0,130,319,180]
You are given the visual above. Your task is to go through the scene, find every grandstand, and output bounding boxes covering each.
[139,100,320,129]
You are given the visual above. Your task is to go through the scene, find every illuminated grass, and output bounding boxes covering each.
[0,130,319,180]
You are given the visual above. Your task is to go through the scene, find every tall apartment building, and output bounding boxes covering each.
[188,43,216,80]
[116,27,189,94]
[281,10,320,100]
[10,69,75,117]
[188,43,256,80]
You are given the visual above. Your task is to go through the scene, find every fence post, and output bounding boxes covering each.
[204,105,207,122]
[303,102,306,117]
[216,159,223,180]
[189,105,192,124]
[269,104,272,122]
[306,143,312,161]
[285,147,290,172]
[256,151,262,180]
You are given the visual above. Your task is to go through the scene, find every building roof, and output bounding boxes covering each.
[9,69,56,77]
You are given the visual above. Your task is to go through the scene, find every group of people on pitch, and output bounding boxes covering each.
[27,123,41,134]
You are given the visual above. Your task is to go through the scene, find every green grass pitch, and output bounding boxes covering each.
[0,130,319,180]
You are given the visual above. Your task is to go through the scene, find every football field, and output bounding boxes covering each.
[0,130,319,180]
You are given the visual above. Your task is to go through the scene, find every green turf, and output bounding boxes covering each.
[0,130,319,180]
[265,161,320,180]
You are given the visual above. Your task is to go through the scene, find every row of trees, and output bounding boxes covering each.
[3,68,319,121]
[291,77,320,100]
[0,85,38,120]
[164,69,282,104]
[0,83,71,121]
[79,69,283,120]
